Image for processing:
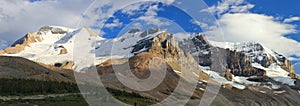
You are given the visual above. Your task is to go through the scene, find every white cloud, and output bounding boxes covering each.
[202,0,254,17]
[121,3,146,16]
[289,57,300,61]
[191,19,209,29]
[284,16,300,23]
[206,13,300,57]
[134,16,171,27]
[121,3,170,27]
[104,19,123,29]
[120,0,173,16]
[145,4,160,16]
[230,3,254,13]
[164,0,175,5]
[0,0,93,42]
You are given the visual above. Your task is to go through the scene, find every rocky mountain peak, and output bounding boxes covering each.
[37,26,69,35]
[0,32,43,54]
[140,28,160,38]
[131,31,208,81]
[227,42,295,77]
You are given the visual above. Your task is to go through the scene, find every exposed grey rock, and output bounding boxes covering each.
[128,28,141,33]
[140,28,160,38]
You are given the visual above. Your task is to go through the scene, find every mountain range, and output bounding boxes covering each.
[1,26,300,106]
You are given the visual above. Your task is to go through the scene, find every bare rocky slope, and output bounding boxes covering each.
[0,56,73,82]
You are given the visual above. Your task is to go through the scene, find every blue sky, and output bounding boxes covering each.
[100,0,300,42]
[101,2,202,38]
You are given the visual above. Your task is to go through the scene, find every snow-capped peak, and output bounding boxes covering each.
[1,26,102,65]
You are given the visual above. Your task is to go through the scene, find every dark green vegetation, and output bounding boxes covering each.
[0,94,88,106]
[0,79,78,96]
[0,78,155,106]
[106,87,157,105]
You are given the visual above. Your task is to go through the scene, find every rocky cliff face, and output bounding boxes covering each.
[131,30,208,81]
[225,49,266,77]
[179,34,265,77]
[230,42,295,76]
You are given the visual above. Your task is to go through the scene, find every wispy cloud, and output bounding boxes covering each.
[201,0,254,17]
[104,19,123,29]
[134,16,171,27]
[284,16,300,23]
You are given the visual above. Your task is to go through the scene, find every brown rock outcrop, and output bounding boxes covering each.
[224,69,233,81]
[4,32,43,54]
[53,61,74,69]
[59,46,68,54]
[4,44,25,54]
[61,61,74,69]
[131,32,209,81]
[226,49,266,77]
[0,50,5,55]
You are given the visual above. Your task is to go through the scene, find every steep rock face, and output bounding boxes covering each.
[131,31,208,81]
[179,34,265,77]
[179,34,212,66]
[230,42,294,75]
[225,49,265,77]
